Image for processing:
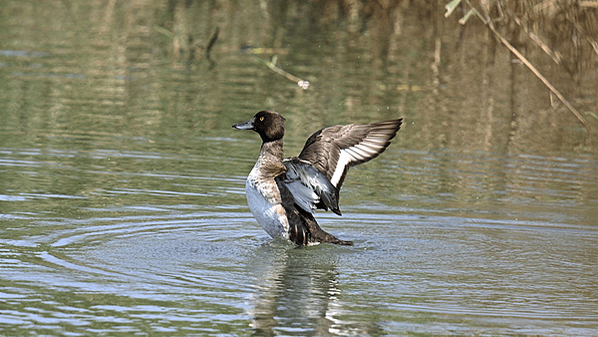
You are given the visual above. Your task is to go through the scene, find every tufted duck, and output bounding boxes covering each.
[233,110,402,246]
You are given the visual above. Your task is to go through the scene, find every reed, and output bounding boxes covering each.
[446,0,597,134]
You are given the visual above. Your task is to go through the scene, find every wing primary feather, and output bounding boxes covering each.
[297,117,402,193]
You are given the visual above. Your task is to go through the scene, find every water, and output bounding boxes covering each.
[2,0,598,335]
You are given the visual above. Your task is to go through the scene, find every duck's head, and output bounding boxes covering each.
[232,110,286,142]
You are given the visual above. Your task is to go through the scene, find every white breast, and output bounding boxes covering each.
[245,170,290,239]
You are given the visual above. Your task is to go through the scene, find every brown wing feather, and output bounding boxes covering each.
[299,119,402,190]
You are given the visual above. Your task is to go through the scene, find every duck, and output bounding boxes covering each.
[233,110,402,246]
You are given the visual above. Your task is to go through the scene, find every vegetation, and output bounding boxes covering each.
[445,0,598,134]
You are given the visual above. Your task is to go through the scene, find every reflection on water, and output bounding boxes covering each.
[246,243,381,336]
[248,243,338,335]
[1,0,598,335]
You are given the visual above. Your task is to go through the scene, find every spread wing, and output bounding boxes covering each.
[298,118,403,190]
[277,158,341,215]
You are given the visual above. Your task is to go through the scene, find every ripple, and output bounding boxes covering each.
[1,141,597,336]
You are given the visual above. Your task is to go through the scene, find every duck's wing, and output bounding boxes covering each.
[277,158,341,215]
[276,175,353,246]
[298,118,403,190]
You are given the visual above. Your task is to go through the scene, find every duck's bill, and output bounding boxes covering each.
[232,118,254,130]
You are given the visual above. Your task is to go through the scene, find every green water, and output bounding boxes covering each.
[1,0,598,336]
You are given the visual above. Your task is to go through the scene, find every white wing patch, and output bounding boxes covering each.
[329,136,389,187]
[330,150,352,187]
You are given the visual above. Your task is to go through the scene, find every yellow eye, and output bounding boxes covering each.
[259,116,265,121]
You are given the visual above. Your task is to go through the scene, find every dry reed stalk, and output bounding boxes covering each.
[445,0,592,136]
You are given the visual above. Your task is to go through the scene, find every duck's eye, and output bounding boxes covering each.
[259,116,265,122]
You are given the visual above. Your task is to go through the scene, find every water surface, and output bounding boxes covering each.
[1,0,598,336]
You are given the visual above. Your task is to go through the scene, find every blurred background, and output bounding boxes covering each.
[1,0,597,335]
[2,0,597,152]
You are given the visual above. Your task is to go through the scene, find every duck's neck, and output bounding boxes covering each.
[250,139,286,179]
[257,138,284,163]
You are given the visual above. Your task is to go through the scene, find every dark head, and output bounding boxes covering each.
[232,110,285,142]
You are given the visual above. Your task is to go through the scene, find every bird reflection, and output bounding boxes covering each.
[245,242,372,336]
